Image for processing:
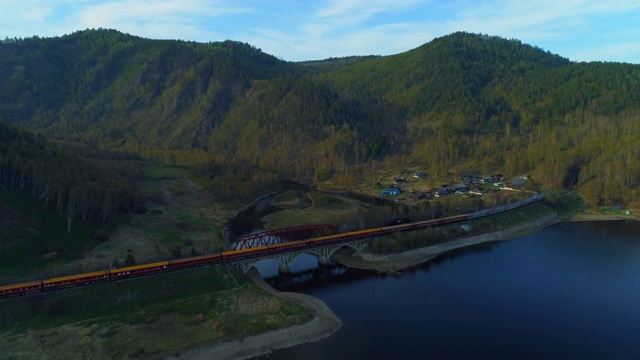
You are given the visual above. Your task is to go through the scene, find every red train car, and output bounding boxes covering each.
[0,280,42,298]
[110,261,169,280]
[169,254,223,271]
[42,270,110,291]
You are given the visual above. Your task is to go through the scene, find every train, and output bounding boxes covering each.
[0,194,545,300]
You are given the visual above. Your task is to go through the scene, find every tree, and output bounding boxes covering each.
[125,253,136,266]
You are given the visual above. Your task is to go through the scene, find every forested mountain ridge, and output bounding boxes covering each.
[1,29,639,207]
[0,29,294,149]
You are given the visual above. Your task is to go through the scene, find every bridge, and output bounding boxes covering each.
[232,237,369,274]
[1,194,546,299]
[233,224,339,250]
[229,194,547,274]
[232,224,361,273]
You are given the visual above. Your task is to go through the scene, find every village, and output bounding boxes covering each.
[378,171,533,201]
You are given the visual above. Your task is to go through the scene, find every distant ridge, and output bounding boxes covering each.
[1,29,639,207]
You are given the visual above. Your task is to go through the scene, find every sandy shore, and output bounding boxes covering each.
[334,212,560,272]
[169,269,342,360]
[170,211,638,359]
[556,213,638,222]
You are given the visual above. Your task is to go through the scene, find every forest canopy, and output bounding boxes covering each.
[1,29,639,209]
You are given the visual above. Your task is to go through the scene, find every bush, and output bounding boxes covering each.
[125,253,136,266]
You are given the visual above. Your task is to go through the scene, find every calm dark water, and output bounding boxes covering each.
[258,220,640,359]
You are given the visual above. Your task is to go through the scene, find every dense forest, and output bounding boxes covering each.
[0,121,143,232]
[1,29,639,211]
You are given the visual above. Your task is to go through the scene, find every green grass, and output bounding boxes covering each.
[0,266,248,332]
[546,191,589,215]
[264,191,365,229]
[154,228,188,246]
[310,192,349,208]
[0,266,313,358]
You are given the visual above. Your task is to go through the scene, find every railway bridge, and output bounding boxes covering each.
[1,194,547,299]
[233,238,369,274]
[232,224,368,273]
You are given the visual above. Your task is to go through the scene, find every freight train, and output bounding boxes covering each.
[0,194,545,300]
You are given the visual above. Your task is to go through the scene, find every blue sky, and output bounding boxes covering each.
[1,0,639,63]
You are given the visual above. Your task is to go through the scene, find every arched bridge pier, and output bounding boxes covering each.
[234,239,370,274]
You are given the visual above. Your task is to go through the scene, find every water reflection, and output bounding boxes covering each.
[254,253,320,278]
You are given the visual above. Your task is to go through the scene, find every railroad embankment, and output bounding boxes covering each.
[333,212,558,273]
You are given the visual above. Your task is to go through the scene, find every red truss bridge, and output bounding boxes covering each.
[233,224,339,250]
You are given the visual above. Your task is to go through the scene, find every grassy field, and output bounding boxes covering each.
[262,192,369,230]
[0,266,311,358]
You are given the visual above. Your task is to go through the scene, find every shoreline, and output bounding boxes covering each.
[333,212,559,273]
[170,269,342,360]
[555,213,638,222]
[174,211,637,359]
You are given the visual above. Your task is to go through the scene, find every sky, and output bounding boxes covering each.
[1,0,639,63]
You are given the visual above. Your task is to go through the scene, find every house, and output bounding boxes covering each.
[453,183,469,193]
[504,179,527,189]
[380,188,400,196]
[413,172,427,178]
[435,187,451,197]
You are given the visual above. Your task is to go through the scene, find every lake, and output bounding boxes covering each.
[256,220,640,359]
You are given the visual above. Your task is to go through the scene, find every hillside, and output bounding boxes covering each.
[1,30,639,208]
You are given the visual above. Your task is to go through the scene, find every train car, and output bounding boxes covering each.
[0,280,42,299]
[42,270,110,291]
[385,217,412,226]
[267,239,312,254]
[345,228,385,240]
[110,261,170,280]
[220,245,269,262]
[307,233,342,247]
[169,253,223,271]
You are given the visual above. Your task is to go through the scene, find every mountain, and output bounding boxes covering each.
[0,29,295,149]
[1,29,639,207]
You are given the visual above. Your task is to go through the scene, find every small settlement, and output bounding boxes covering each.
[379,172,530,200]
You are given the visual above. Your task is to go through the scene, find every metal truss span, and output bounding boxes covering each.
[233,224,339,250]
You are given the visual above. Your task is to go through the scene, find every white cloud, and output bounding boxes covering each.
[62,0,252,41]
[317,0,422,19]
